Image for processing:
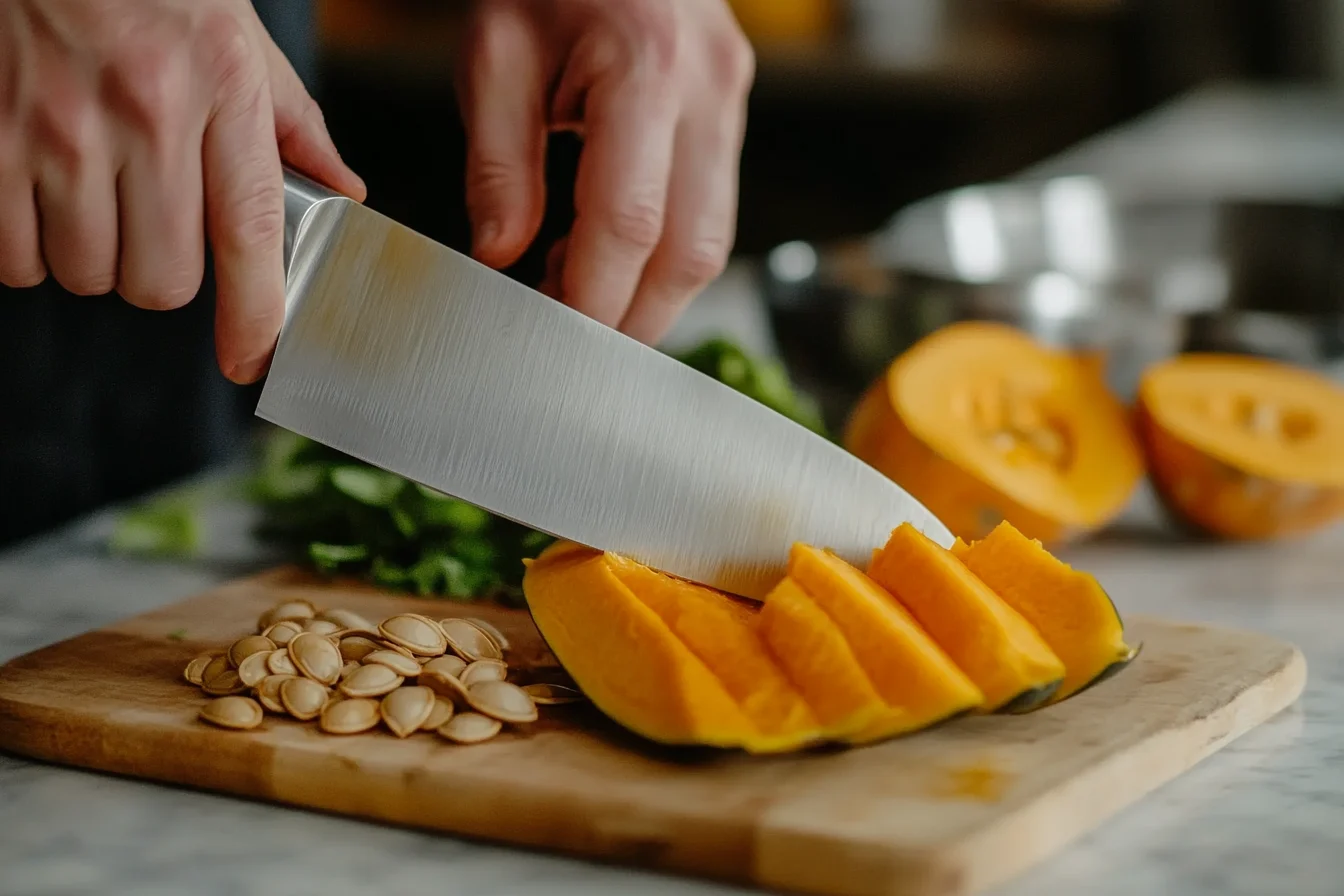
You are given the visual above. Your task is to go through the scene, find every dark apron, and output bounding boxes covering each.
[0,1,315,546]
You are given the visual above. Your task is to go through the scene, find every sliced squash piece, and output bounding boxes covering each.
[952,522,1138,703]
[604,555,821,752]
[523,543,758,748]
[1136,352,1344,540]
[867,522,1065,713]
[844,321,1144,546]
[786,544,982,738]
[757,577,890,739]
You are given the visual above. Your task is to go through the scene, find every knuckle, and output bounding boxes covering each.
[602,199,664,251]
[105,44,192,133]
[624,2,680,75]
[467,155,523,201]
[30,92,100,169]
[197,10,260,96]
[224,181,285,250]
[710,29,756,91]
[670,236,731,288]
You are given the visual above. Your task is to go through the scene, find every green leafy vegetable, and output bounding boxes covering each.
[250,336,823,603]
[109,500,201,558]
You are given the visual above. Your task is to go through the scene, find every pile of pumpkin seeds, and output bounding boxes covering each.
[185,600,584,743]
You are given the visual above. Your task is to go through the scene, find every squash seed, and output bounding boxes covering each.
[280,676,330,720]
[257,599,316,631]
[466,680,537,723]
[320,697,381,734]
[256,675,293,712]
[362,650,421,678]
[379,614,447,656]
[522,683,586,705]
[262,619,304,646]
[460,659,508,687]
[421,668,471,706]
[202,669,246,696]
[338,635,382,663]
[375,639,417,659]
[183,652,218,686]
[437,712,502,744]
[228,635,276,668]
[464,617,510,652]
[201,653,233,684]
[317,608,375,631]
[339,661,361,681]
[303,619,342,636]
[288,631,342,685]
[422,697,455,730]
[237,650,274,688]
[381,685,434,738]
[200,696,263,730]
[439,618,503,662]
[339,663,403,698]
[422,655,467,679]
[267,650,299,676]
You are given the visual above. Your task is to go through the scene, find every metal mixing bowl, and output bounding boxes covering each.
[759,176,1344,426]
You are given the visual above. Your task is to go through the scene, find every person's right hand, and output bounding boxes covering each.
[0,0,366,383]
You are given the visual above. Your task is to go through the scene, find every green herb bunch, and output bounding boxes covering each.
[249,337,826,603]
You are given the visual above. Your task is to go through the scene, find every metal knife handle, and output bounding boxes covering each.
[283,168,344,277]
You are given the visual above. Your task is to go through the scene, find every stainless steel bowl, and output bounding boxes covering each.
[760,176,1344,425]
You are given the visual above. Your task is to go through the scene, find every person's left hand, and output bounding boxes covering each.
[456,0,755,345]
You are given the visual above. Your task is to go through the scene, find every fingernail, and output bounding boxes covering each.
[225,355,270,385]
[473,221,501,259]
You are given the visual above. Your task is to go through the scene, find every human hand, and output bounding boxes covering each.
[457,0,755,345]
[0,0,365,383]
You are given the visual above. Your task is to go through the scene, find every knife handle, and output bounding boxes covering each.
[283,167,344,278]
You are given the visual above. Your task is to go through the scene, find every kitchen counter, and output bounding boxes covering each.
[2,479,1342,896]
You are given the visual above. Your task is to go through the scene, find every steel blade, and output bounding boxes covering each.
[258,197,952,599]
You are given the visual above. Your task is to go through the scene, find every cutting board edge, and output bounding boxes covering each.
[944,641,1307,895]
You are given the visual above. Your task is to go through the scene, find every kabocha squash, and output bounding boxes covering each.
[953,522,1138,703]
[867,523,1065,713]
[603,554,821,751]
[757,578,888,739]
[522,543,760,749]
[784,544,983,739]
[1135,353,1344,540]
[844,321,1144,545]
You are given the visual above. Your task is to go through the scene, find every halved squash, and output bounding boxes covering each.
[757,577,889,739]
[1135,353,1344,539]
[844,321,1144,545]
[867,523,1065,713]
[785,544,983,739]
[522,543,760,748]
[952,522,1137,703]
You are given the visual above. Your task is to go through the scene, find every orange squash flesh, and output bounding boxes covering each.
[953,522,1137,703]
[757,578,890,739]
[785,544,983,737]
[605,555,821,751]
[867,523,1065,713]
[523,543,759,748]
[1136,353,1344,540]
[844,321,1144,545]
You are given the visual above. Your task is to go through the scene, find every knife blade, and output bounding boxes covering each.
[258,170,952,600]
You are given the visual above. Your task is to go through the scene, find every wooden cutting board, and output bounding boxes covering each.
[0,567,1305,896]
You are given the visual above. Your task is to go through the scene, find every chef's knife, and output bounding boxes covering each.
[258,170,952,600]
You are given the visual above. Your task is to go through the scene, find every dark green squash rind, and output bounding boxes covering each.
[995,678,1064,715]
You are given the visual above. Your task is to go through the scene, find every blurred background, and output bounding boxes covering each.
[4,0,1344,549]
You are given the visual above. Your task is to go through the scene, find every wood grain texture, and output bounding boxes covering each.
[0,567,1306,896]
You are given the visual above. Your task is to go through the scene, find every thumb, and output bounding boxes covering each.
[265,42,367,202]
[458,4,547,269]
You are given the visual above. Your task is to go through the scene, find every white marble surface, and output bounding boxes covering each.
[1,479,1343,896]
